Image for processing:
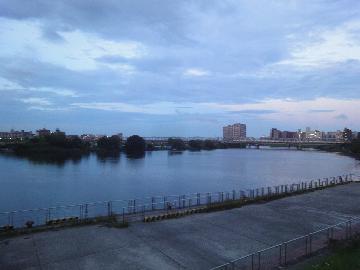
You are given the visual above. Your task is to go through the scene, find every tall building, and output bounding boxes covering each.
[223,123,246,142]
[223,125,233,142]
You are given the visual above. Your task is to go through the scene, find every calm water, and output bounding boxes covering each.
[0,148,359,212]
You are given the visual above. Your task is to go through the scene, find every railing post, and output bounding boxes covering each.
[107,201,112,217]
[47,208,51,223]
[284,243,287,265]
[207,192,211,205]
[251,253,254,270]
[348,220,352,239]
[258,251,261,270]
[279,244,282,266]
[85,204,88,219]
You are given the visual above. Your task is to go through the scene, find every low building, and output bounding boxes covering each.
[0,129,33,140]
[36,128,51,137]
[270,128,297,140]
[53,128,66,137]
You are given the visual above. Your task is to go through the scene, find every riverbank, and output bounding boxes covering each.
[310,139,360,159]
[1,181,359,270]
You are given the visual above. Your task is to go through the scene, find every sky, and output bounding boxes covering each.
[0,0,360,137]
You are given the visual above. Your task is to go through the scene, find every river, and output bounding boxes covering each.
[0,148,359,212]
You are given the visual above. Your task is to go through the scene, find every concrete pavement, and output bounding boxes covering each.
[1,183,360,270]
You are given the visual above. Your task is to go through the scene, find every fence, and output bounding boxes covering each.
[210,216,360,270]
[0,174,355,230]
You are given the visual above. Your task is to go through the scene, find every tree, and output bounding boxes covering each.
[203,140,216,150]
[97,135,121,151]
[125,135,146,156]
[188,140,202,150]
[146,143,155,151]
[168,138,186,151]
[343,128,353,142]
[350,139,360,154]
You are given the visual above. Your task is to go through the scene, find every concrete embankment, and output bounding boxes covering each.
[1,182,360,270]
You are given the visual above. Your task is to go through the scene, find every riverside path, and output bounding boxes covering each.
[1,182,360,270]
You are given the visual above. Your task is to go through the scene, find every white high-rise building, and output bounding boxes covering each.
[223,123,247,142]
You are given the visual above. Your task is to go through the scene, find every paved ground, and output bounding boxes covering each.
[1,183,360,270]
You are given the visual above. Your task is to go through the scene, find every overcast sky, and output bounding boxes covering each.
[0,0,360,137]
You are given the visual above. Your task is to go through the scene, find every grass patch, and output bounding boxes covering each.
[303,238,360,270]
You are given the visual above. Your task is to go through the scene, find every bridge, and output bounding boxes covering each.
[141,137,347,149]
[241,139,348,149]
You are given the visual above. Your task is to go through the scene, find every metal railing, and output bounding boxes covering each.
[0,174,355,229]
[210,216,360,270]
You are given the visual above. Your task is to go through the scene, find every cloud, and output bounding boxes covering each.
[0,18,147,71]
[208,97,360,128]
[334,114,348,120]
[0,77,78,97]
[0,77,23,90]
[277,20,360,69]
[183,68,210,77]
[1,1,360,135]
[70,97,360,129]
[20,97,52,106]
[29,87,78,97]
[71,101,220,115]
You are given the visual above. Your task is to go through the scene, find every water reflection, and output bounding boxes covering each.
[1,151,88,167]
[126,152,145,159]
[95,151,121,164]
[168,150,184,156]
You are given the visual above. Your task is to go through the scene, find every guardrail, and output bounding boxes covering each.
[0,174,355,230]
[210,216,360,270]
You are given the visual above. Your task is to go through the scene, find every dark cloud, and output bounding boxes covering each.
[308,109,335,113]
[334,114,348,120]
[228,109,278,114]
[1,0,360,135]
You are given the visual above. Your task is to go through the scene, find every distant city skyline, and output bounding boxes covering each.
[0,125,356,140]
[1,1,360,137]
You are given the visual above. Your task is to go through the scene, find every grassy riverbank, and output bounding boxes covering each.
[301,239,360,270]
